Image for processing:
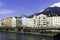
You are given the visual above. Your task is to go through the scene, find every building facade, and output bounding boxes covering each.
[0,20,1,27]
[12,17,16,28]
[28,18,33,27]
[28,15,37,28]
[1,19,6,27]
[47,17,53,28]
[5,17,12,28]
[52,17,60,28]
[22,16,29,27]
[12,17,22,28]
[32,15,37,27]
[47,16,60,28]
[27,14,47,28]
[16,17,22,27]
[0,13,60,28]
[37,14,47,28]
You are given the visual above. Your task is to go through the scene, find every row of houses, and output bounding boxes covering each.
[0,17,22,28]
[22,14,60,28]
[0,13,60,28]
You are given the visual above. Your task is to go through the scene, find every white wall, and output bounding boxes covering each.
[22,16,36,27]
[28,18,33,27]
[22,17,29,27]
[0,21,1,26]
[37,14,47,27]
[47,17,53,28]
[52,17,60,28]
[32,15,37,27]
[47,16,60,28]
[1,19,6,26]
[12,17,16,28]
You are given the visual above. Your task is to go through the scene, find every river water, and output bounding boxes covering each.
[0,31,54,40]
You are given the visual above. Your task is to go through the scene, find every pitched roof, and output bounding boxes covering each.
[28,14,34,18]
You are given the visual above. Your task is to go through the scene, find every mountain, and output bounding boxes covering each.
[36,6,60,17]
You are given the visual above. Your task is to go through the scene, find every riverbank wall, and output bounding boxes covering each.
[0,30,58,36]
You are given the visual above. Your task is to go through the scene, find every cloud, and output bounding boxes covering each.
[50,2,60,7]
[0,10,14,14]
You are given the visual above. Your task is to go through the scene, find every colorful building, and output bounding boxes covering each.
[5,17,22,28]
[1,19,6,27]
[5,17,12,28]
[16,17,22,27]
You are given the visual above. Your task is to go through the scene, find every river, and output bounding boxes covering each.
[0,31,55,40]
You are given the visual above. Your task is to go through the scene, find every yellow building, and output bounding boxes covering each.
[5,17,12,28]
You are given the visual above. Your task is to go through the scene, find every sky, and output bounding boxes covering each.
[0,0,60,19]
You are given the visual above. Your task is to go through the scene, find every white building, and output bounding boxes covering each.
[47,16,60,28]
[37,14,47,27]
[22,14,48,28]
[28,18,34,27]
[52,17,60,27]
[12,17,16,28]
[1,19,6,27]
[32,15,37,27]
[22,15,37,28]
[28,15,38,28]
[0,20,1,27]
[22,13,60,28]
[12,17,22,28]
[47,17,53,28]
[22,16,29,27]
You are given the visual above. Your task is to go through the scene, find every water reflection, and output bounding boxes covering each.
[0,32,53,40]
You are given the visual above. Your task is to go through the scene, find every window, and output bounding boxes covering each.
[39,17,40,19]
[43,17,46,19]
[34,20,36,22]
[43,22,46,23]
[43,24,46,25]
[39,24,40,25]
[39,22,40,23]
